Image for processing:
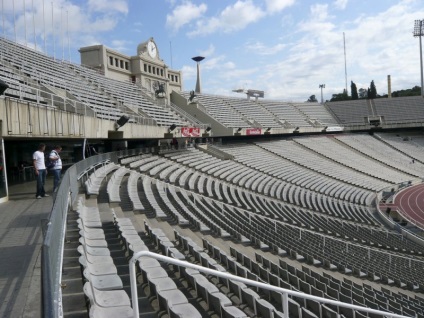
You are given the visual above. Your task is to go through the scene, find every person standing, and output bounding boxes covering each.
[33,143,48,199]
[49,145,62,192]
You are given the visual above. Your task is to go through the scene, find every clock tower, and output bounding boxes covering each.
[79,37,182,101]
[137,37,159,60]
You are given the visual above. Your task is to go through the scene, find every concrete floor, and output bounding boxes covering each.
[0,178,54,318]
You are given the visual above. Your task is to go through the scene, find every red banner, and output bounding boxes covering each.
[181,127,201,137]
[246,128,262,135]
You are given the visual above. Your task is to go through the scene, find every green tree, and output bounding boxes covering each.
[307,95,318,102]
[369,80,377,99]
[330,89,350,102]
[358,88,367,99]
[392,86,421,97]
[351,81,358,100]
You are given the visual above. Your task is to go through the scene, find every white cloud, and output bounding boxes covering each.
[264,0,295,14]
[203,56,229,70]
[333,0,348,10]
[166,0,178,6]
[310,4,330,22]
[110,39,131,52]
[181,65,196,81]
[199,44,215,57]
[188,0,265,37]
[193,0,424,101]
[166,2,207,32]
[87,0,128,14]
[246,41,286,55]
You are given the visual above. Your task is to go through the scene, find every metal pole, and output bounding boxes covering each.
[129,257,139,318]
[32,0,36,50]
[23,0,27,45]
[61,6,64,61]
[2,0,4,36]
[13,0,16,42]
[43,0,46,53]
[343,32,348,94]
[52,2,55,60]
[419,25,424,97]
[282,292,289,318]
[414,20,424,97]
[67,10,70,62]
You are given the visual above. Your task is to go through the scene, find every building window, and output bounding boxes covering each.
[115,58,118,67]
[148,65,151,73]
[125,62,129,70]
[120,60,124,68]
[144,64,147,72]
[109,56,113,65]
[160,69,164,77]
[171,75,174,82]
[175,75,178,83]
[152,67,156,75]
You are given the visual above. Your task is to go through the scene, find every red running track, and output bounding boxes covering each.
[392,183,424,229]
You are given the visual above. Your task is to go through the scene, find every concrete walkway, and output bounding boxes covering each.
[0,179,54,318]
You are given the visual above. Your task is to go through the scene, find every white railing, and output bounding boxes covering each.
[129,251,410,318]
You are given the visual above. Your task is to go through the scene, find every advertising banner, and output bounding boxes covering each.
[246,128,262,135]
[181,127,201,137]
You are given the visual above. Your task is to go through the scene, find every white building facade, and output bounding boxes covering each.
[79,37,182,101]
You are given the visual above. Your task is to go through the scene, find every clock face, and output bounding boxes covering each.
[147,41,157,58]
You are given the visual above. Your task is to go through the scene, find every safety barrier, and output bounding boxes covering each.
[129,251,410,318]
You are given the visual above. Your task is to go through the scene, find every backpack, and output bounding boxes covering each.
[46,159,56,170]
[46,151,58,169]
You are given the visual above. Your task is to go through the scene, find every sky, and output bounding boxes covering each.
[1,0,424,102]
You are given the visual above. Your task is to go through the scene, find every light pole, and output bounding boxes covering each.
[413,20,424,97]
[192,56,205,94]
[319,84,325,104]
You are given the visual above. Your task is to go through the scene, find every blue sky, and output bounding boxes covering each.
[1,0,424,101]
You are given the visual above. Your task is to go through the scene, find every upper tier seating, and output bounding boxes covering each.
[374,96,424,123]
[258,100,313,128]
[181,92,251,128]
[325,99,370,125]
[293,102,339,126]
[179,91,339,129]
[0,37,191,126]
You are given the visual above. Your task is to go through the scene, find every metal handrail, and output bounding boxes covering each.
[129,251,409,318]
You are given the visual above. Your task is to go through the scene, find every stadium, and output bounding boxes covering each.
[1,10,424,318]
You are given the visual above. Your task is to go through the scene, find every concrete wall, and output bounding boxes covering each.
[79,45,105,68]
[0,97,167,139]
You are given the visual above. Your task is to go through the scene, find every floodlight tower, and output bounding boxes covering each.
[414,19,424,97]
[319,84,325,104]
[192,56,205,94]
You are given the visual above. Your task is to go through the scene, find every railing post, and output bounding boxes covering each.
[282,292,289,318]
[129,256,139,318]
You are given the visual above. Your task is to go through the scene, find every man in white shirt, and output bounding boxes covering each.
[33,143,49,199]
[49,145,62,192]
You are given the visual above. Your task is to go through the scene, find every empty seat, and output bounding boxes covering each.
[168,303,202,317]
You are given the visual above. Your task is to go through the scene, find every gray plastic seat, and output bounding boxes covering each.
[255,298,276,318]
[89,304,134,318]
[157,289,189,313]
[83,269,123,291]
[221,305,248,318]
[168,303,202,318]
[83,282,130,308]
[209,291,232,314]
